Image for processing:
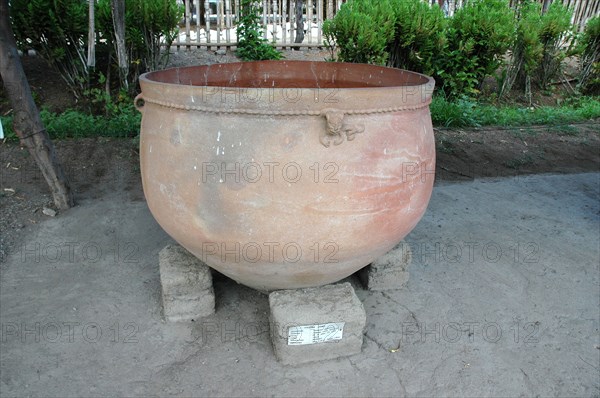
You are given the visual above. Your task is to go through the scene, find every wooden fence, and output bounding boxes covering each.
[561,0,600,30]
[172,0,344,49]
[169,0,600,49]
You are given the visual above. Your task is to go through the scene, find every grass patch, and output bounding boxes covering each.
[431,96,600,128]
[1,96,598,142]
[1,105,140,141]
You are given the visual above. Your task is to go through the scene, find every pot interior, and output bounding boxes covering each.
[142,61,431,89]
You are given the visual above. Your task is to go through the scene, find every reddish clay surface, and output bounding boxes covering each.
[137,61,436,290]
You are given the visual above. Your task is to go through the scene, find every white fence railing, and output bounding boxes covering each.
[172,0,344,49]
[169,0,599,49]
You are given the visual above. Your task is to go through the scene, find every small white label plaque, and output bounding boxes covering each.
[287,322,345,345]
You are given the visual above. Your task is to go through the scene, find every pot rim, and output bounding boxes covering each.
[139,60,435,90]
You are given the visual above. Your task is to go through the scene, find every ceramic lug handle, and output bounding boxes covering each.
[320,109,365,148]
[134,94,145,113]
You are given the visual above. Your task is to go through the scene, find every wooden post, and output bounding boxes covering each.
[196,0,201,45]
[294,0,304,43]
[307,0,313,43]
[317,0,322,44]
[225,0,232,44]
[263,0,268,40]
[282,0,287,45]
[205,0,211,45]
[290,0,295,43]
[184,0,191,49]
[87,0,96,69]
[216,0,222,45]
[0,0,74,210]
[111,0,128,88]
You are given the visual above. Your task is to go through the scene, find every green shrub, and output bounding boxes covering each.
[324,0,513,98]
[96,0,182,92]
[0,106,140,141]
[430,96,480,127]
[431,95,600,127]
[323,0,395,65]
[536,1,573,89]
[499,1,544,102]
[387,0,446,76]
[10,0,91,98]
[576,16,600,94]
[323,0,444,72]
[10,0,180,98]
[436,0,515,98]
[236,0,282,61]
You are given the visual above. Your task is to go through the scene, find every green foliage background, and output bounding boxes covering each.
[236,0,282,61]
[324,0,578,99]
[10,0,181,97]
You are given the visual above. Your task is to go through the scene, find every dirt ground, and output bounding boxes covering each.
[1,49,599,263]
[1,169,598,397]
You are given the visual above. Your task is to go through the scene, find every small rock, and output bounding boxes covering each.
[215,49,227,55]
[42,207,57,217]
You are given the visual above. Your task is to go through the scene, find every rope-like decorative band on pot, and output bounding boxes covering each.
[135,96,433,148]
[136,96,432,116]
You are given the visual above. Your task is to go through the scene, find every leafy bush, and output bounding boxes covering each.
[0,105,140,141]
[96,0,182,92]
[10,0,180,98]
[323,0,444,73]
[323,0,395,65]
[430,96,480,127]
[10,0,91,98]
[536,1,573,89]
[436,0,515,98]
[387,0,446,76]
[499,0,544,102]
[576,16,600,94]
[431,95,600,127]
[324,0,513,98]
[236,0,282,61]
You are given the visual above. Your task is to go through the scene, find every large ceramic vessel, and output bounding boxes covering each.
[136,61,435,291]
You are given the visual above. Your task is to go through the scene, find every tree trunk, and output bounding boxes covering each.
[541,0,552,14]
[294,0,304,44]
[88,0,96,69]
[326,0,333,20]
[0,0,74,210]
[111,0,128,90]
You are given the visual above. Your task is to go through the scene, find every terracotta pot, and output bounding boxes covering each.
[136,61,435,291]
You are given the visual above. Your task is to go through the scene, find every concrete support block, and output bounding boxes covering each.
[358,240,412,291]
[159,244,215,322]
[269,282,366,365]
